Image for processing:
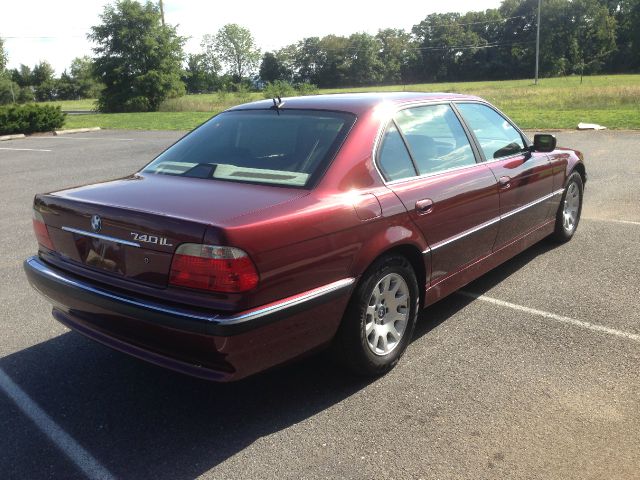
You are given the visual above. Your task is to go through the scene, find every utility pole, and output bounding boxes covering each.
[534,0,541,85]
[159,0,165,26]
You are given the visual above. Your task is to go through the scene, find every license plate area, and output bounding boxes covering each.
[48,226,174,287]
[77,237,127,275]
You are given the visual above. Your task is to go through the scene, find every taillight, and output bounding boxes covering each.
[32,210,54,250]
[169,244,259,293]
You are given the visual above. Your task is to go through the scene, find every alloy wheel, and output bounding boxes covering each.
[562,181,580,232]
[365,273,410,356]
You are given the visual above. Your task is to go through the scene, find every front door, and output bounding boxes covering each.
[455,103,554,249]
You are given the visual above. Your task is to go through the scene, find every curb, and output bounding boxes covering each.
[54,127,101,136]
[0,134,26,141]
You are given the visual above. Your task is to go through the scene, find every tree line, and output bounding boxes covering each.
[259,0,638,86]
[0,0,638,111]
[0,57,101,104]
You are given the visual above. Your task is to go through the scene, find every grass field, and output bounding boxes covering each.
[57,74,640,131]
[64,112,213,130]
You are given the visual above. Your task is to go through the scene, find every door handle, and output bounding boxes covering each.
[499,176,511,190]
[415,198,433,215]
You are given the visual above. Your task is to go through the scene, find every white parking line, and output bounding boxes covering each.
[0,147,52,152]
[458,291,640,343]
[583,217,640,226]
[0,367,115,480]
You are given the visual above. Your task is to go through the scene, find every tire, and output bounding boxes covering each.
[551,171,583,242]
[333,254,419,376]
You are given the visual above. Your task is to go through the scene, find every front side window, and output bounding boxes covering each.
[456,103,525,160]
[143,110,355,187]
[394,104,477,176]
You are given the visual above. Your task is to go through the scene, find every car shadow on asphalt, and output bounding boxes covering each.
[414,238,563,340]
[0,239,561,479]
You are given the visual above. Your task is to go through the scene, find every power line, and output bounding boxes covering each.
[410,40,536,52]
[269,40,536,54]
[1,15,536,41]
[427,14,535,28]
[1,35,86,39]
[1,34,535,54]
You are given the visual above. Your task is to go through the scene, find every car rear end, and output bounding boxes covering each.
[24,105,360,381]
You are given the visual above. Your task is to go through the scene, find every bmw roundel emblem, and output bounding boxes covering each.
[90,214,102,232]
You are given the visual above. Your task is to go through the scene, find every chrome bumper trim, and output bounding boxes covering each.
[61,226,141,248]
[25,256,354,327]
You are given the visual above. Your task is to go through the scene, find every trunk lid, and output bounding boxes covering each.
[36,173,308,288]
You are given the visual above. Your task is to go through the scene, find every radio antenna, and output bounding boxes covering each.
[271,96,285,114]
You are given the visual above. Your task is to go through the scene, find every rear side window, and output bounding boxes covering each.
[456,103,525,160]
[394,104,477,175]
[377,122,417,181]
[143,110,355,187]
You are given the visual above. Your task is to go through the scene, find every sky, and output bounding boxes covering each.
[1,0,503,74]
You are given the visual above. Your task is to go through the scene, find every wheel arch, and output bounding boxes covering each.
[351,241,428,309]
[381,244,427,308]
[571,162,587,186]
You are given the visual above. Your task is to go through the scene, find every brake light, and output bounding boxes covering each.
[32,210,54,250]
[169,244,259,293]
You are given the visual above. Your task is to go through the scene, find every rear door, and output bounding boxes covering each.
[455,103,554,249]
[378,103,500,286]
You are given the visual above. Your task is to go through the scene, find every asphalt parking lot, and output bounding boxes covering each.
[0,129,639,479]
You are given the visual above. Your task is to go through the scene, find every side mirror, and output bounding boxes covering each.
[532,133,557,153]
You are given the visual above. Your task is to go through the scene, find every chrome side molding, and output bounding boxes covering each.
[220,278,356,325]
[501,189,564,220]
[425,188,565,253]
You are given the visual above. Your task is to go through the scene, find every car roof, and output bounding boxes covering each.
[228,92,483,115]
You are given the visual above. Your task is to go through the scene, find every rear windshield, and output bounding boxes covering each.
[143,109,355,187]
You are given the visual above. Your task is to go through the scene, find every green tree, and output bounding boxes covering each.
[315,35,350,87]
[0,78,16,105]
[412,13,486,82]
[31,61,55,86]
[69,56,102,98]
[202,24,260,82]
[376,28,417,84]
[10,65,32,87]
[346,33,384,86]
[612,0,640,71]
[0,37,14,105]
[498,0,541,78]
[275,45,296,82]
[55,71,76,100]
[293,37,321,84]
[456,9,506,80]
[259,52,291,82]
[0,36,7,73]
[31,61,57,101]
[499,0,618,79]
[570,0,617,76]
[182,53,218,93]
[89,0,185,112]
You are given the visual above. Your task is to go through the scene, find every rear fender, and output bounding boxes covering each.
[348,221,430,284]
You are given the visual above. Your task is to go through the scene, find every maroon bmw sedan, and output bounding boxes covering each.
[25,93,586,381]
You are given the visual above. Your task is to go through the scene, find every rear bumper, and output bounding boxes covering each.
[24,256,354,381]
